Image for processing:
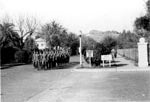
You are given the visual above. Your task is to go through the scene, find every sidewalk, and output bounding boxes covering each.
[73,55,150,72]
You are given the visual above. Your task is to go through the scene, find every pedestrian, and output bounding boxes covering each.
[111,48,115,61]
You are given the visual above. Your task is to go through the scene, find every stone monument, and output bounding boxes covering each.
[138,37,148,67]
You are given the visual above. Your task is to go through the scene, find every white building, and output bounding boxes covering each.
[35,38,48,50]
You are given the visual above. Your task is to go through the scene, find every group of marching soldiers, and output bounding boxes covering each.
[32,48,70,70]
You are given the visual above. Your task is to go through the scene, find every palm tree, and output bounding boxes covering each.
[0,22,20,49]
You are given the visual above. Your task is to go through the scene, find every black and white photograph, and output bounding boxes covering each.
[0,0,150,102]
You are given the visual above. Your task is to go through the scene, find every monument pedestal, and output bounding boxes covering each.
[138,38,148,67]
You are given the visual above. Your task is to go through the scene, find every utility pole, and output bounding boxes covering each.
[79,31,83,68]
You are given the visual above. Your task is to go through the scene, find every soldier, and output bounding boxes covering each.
[66,52,70,63]
[32,51,36,68]
[33,51,39,68]
[32,47,71,70]
[54,51,57,68]
[42,50,47,70]
[48,51,52,69]
[37,50,42,70]
[45,50,49,69]
[48,50,51,69]
[60,52,63,65]
[57,52,61,66]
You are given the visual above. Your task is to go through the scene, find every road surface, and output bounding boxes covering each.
[1,55,150,102]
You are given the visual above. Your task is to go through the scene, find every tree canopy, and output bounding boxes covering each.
[0,22,20,48]
[39,21,68,48]
[117,30,139,49]
[134,0,150,39]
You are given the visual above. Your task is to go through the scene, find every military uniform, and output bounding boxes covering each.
[32,47,70,70]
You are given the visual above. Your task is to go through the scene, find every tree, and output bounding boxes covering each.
[134,0,150,39]
[0,22,20,48]
[39,21,68,47]
[49,34,61,47]
[147,0,150,16]
[83,36,117,66]
[134,16,150,37]
[101,36,117,53]
[16,16,38,49]
[0,21,21,64]
[117,30,139,48]
[81,35,97,55]
[66,33,79,55]
[22,36,37,63]
[23,36,37,51]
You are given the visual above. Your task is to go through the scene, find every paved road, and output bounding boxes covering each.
[1,56,79,102]
[26,71,150,102]
[1,55,150,102]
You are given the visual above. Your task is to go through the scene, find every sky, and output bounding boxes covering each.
[0,0,147,34]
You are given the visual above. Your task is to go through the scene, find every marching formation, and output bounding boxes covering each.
[32,47,70,70]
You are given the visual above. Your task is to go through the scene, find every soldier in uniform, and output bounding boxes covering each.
[37,50,42,70]
[57,52,61,66]
[33,50,39,69]
[53,51,57,68]
[32,46,70,70]
[32,51,36,68]
[48,51,52,69]
[42,50,46,70]
[51,51,54,68]
[47,50,51,70]
[35,51,39,68]
[66,52,70,63]
[45,50,49,69]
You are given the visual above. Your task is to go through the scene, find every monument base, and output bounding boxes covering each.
[138,62,148,68]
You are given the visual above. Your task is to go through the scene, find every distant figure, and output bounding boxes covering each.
[111,49,116,61]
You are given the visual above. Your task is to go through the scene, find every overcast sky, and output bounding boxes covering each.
[0,0,147,34]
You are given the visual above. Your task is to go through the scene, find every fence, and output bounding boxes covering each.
[117,48,138,63]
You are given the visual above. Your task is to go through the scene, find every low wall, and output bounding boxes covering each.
[118,48,138,63]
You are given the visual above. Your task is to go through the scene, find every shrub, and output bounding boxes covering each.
[15,50,29,63]
[1,47,18,64]
[25,50,33,63]
[84,40,117,66]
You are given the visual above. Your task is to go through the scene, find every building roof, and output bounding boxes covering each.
[35,38,46,42]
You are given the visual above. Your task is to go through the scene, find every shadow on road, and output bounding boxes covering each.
[104,63,128,68]
[52,62,79,70]
[80,59,128,69]
[1,63,29,70]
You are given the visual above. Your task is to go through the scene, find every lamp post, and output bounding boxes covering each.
[79,31,83,67]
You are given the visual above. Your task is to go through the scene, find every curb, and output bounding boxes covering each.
[72,67,150,72]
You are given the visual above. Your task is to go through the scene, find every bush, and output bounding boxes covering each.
[1,47,18,64]
[84,41,117,66]
[26,50,33,63]
[15,50,29,63]
[84,50,102,65]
